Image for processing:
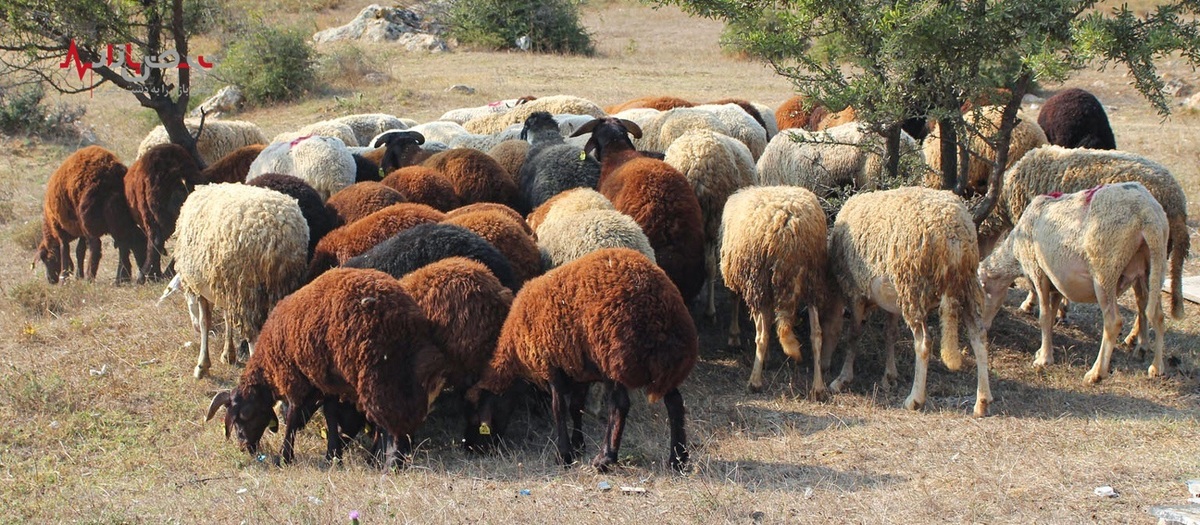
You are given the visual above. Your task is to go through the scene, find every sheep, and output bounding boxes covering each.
[467,248,697,472]
[34,146,146,284]
[636,105,768,160]
[978,145,1190,320]
[444,202,532,235]
[421,148,518,207]
[515,111,601,214]
[814,106,856,130]
[825,186,992,417]
[921,105,1048,195]
[380,166,461,212]
[604,95,695,114]
[534,207,655,271]
[324,181,407,227]
[706,98,769,136]
[979,183,1171,382]
[438,96,537,124]
[306,203,446,281]
[245,173,336,258]
[488,139,530,180]
[124,143,203,283]
[572,117,707,305]
[246,135,356,200]
[403,121,469,145]
[442,208,542,288]
[368,130,432,174]
[748,101,778,139]
[344,222,518,291]
[205,267,445,468]
[664,129,756,321]
[200,144,264,185]
[1037,88,1116,150]
[351,153,383,182]
[174,183,309,379]
[331,113,409,147]
[775,96,817,131]
[463,95,606,134]
[721,186,828,394]
[525,187,614,233]
[136,119,268,166]
[275,121,359,147]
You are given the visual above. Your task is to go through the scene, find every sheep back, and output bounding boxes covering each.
[422,148,517,207]
[536,208,655,270]
[136,119,267,165]
[246,173,335,257]
[201,144,264,184]
[605,95,695,114]
[488,139,530,180]
[445,202,532,234]
[247,136,356,200]
[463,95,606,134]
[443,209,542,287]
[516,141,600,214]
[380,166,461,212]
[922,106,1048,194]
[325,181,407,227]
[306,202,446,281]
[125,143,201,242]
[1037,88,1116,150]
[332,113,408,147]
[525,187,613,233]
[343,222,518,291]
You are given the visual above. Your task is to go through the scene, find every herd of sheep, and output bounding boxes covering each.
[32,88,1189,471]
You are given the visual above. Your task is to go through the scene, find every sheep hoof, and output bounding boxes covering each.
[973,399,989,418]
[1083,370,1104,384]
[591,454,616,472]
[903,396,923,411]
[880,375,896,390]
[1148,363,1163,378]
[193,366,207,380]
[746,382,763,394]
[809,387,829,402]
[1032,354,1051,368]
[726,336,741,348]
[829,378,849,393]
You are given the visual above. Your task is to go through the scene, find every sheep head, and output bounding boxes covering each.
[519,111,560,142]
[206,385,278,455]
[372,131,426,174]
[977,236,1023,330]
[570,117,642,161]
[33,241,61,285]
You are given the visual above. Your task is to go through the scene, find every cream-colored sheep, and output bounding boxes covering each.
[462,95,606,134]
[136,119,267,165]
[635,105,767,159]
[826,186,992,417]
[525,187,614,233]
[245,136,357,200]
[978,182,1170,383]
[922,105,1047,195]
[406,121,471,144]
[664,129,756,322]
[331,113,408,146]
[536,208,655,270]
[720,186,828,394]
[274,121,359,147]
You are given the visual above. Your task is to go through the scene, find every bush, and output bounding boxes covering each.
[447,0,593,55]
[216,26,316,104]
[0,84,86,139]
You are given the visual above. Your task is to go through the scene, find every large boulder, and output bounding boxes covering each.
[312,4,449,52]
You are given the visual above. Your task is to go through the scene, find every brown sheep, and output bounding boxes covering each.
[775,95,817,132]
[306,203,445,282]
[35,146,146,284]
[469,248,697,472]
[206,268,445,469]
[445,202,533,235]
[124,143,202,283]
[814,106,857,130]
[380,166,461,212]
[605,95,696,114]
[442,209,542,288]
[488,139,530,181]
[324,181,406,227]
[200,144,264,185]
[421,148,517,207]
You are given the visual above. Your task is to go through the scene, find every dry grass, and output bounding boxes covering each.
[2,1,1199,522]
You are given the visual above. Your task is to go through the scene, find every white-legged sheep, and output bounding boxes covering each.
[136,119,268,165]
[246,135,357,200]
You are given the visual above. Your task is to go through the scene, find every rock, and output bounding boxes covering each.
[1164,78,1194,98]
[1149,504,1200,525]
[189,85,244,118]
[312,4,450,52]
[1021,93,1045,105]
[1185,92,1200,111]
[398,33,449,53]
[446,84,476,95]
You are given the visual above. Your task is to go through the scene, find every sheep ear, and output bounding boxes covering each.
[584,136,598,158]
[206,390,231,422]
[569,118,600,138]
[618,119,643,139]
[519,127,528,141]
[268,411,279,434]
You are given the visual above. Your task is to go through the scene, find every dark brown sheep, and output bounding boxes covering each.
[442,208,542,288]
[371,130,430,173]
[206,267,445,468]
[200,144,264,184]
[306,202,445,281]
[445,202,532,235]
[324,181,406,227]
[35,146,146,284]
[488,139,530,181]
[380,166,461,212]
[1037,88,1117,150]
[125,143,202,283]
[469,248,697,473]
[605,95,695,114]
[421,148,517,207]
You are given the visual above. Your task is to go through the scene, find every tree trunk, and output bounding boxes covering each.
[883,124,902,182]
[937,117,957,191]
[154,101,202,166]
[971,71,1032,226]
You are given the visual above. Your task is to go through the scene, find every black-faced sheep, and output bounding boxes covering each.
[205,267,445,468]
[978,183,1170,383]
[343,222,518,291]
[515,111,600,214]
[35,146,146,284]
[380,166,461,212]
[921,106,1048,195]
[825,186,992,417]
[351,153,383,183]
[137,119,268,166]
[370,130,429,174]
[124,143,203,283]
[173,183,309,379]
[324,181,407,228]
[421,148,518,207]
[442,208,542,289]
[306,203,446,282]
[200,144,264,185]
[246,135,356,200]
[245,173,336,259]
[468,248,698,472]
[1036,88,1116,150]
[721,186,828,394]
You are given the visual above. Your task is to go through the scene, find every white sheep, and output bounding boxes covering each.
[438,97,535,124]
[720,186,828,394]
[246,135,356,200]
[463,95,606,134]
[136,119,268,165]
[826,186,992,417]
[331,113,408,147]
[533,189,655,270]
[978,182,1171,383]
[275,121,360,147]
[664,129,756,322]
[921,105,1048,195]
[749,101,778,140]
[635,105,768,160]
[171,183,309,379]
[404,121,470,145]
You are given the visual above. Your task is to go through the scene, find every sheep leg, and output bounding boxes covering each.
[74,239,87,279]
[138,231,166,284]
[903,320,931,412]
[220,311,238,366]
[1032,276,1057,368]
[114,245,133,285]
[663,388,689,473]
[727,300,742,348]
[820,296,845,373]
[382,431,413,471]
[704,277,718,326]
[806,305,826,400]
[58,238,73,281]
[830,300,866,393]
[1019,290,1037,314]
[84,237,103,282]
[193,296,214,379]
[1123,278,1148,357]
[747,308,770,393]
[549,369,575,467]
[881,313,900,390]
[569,381,590,454]
[1085,287,1123,384]
[1147,282,1166,378]
[591,382,629,473]
[279,395,319,465]
[965,314,992,418]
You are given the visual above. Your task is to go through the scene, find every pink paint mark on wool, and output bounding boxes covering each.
[1044,191,1064,199]
[1082,184,1104,205]
[289,135,313,148]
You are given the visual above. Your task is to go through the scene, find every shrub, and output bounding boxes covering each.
[0,84,86,139]
[447,0,594,55]
[216,26,316,104]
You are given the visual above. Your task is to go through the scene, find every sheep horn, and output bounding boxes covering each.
[206,390,231,422]
[569,118,601,138]
[371,130,425,149]
[618,119,643,139]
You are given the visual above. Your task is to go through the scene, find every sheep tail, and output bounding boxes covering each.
[1169,216,1188,319]
[938,294,964,372]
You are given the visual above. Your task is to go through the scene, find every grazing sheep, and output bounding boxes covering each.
[344,222,518,291]
[515,111,601,214]
[534,197,655,270]
[488,139,530,180]
[775,96,818,131]
[825,186,992,417]
[442,209,542,288]
[444,202,532,234]
[324,181,407,227]
[664,129,756,321]
[275,121,359,147]
[137,119,268,165]
[707,98,769,135]
[246,135,356,200]
[604,95,695,114]
[306,203,446,281]
[814,106,856,130]
[380,166,461,212]
[468,248,697,472]
[205,267,445,468]
[463,95,606,134]
[421,148,517,207]
[403,121,469,145]
[331,113,408,147]
[1037,88,1116,150]
[721,186,828,394]
[35,146,146,284]
[573,117,707,305]
[124,143,202,283]
[438,96,537,124]
[979,183,1170,382]
[525,187,614,233]
[200,144,264,185]
[174,183,309,379]
[921,105,1048,195]
[979,145,1189,320]
[369,130,430,174]
[245,173,335,258]
[636,105,768,160]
